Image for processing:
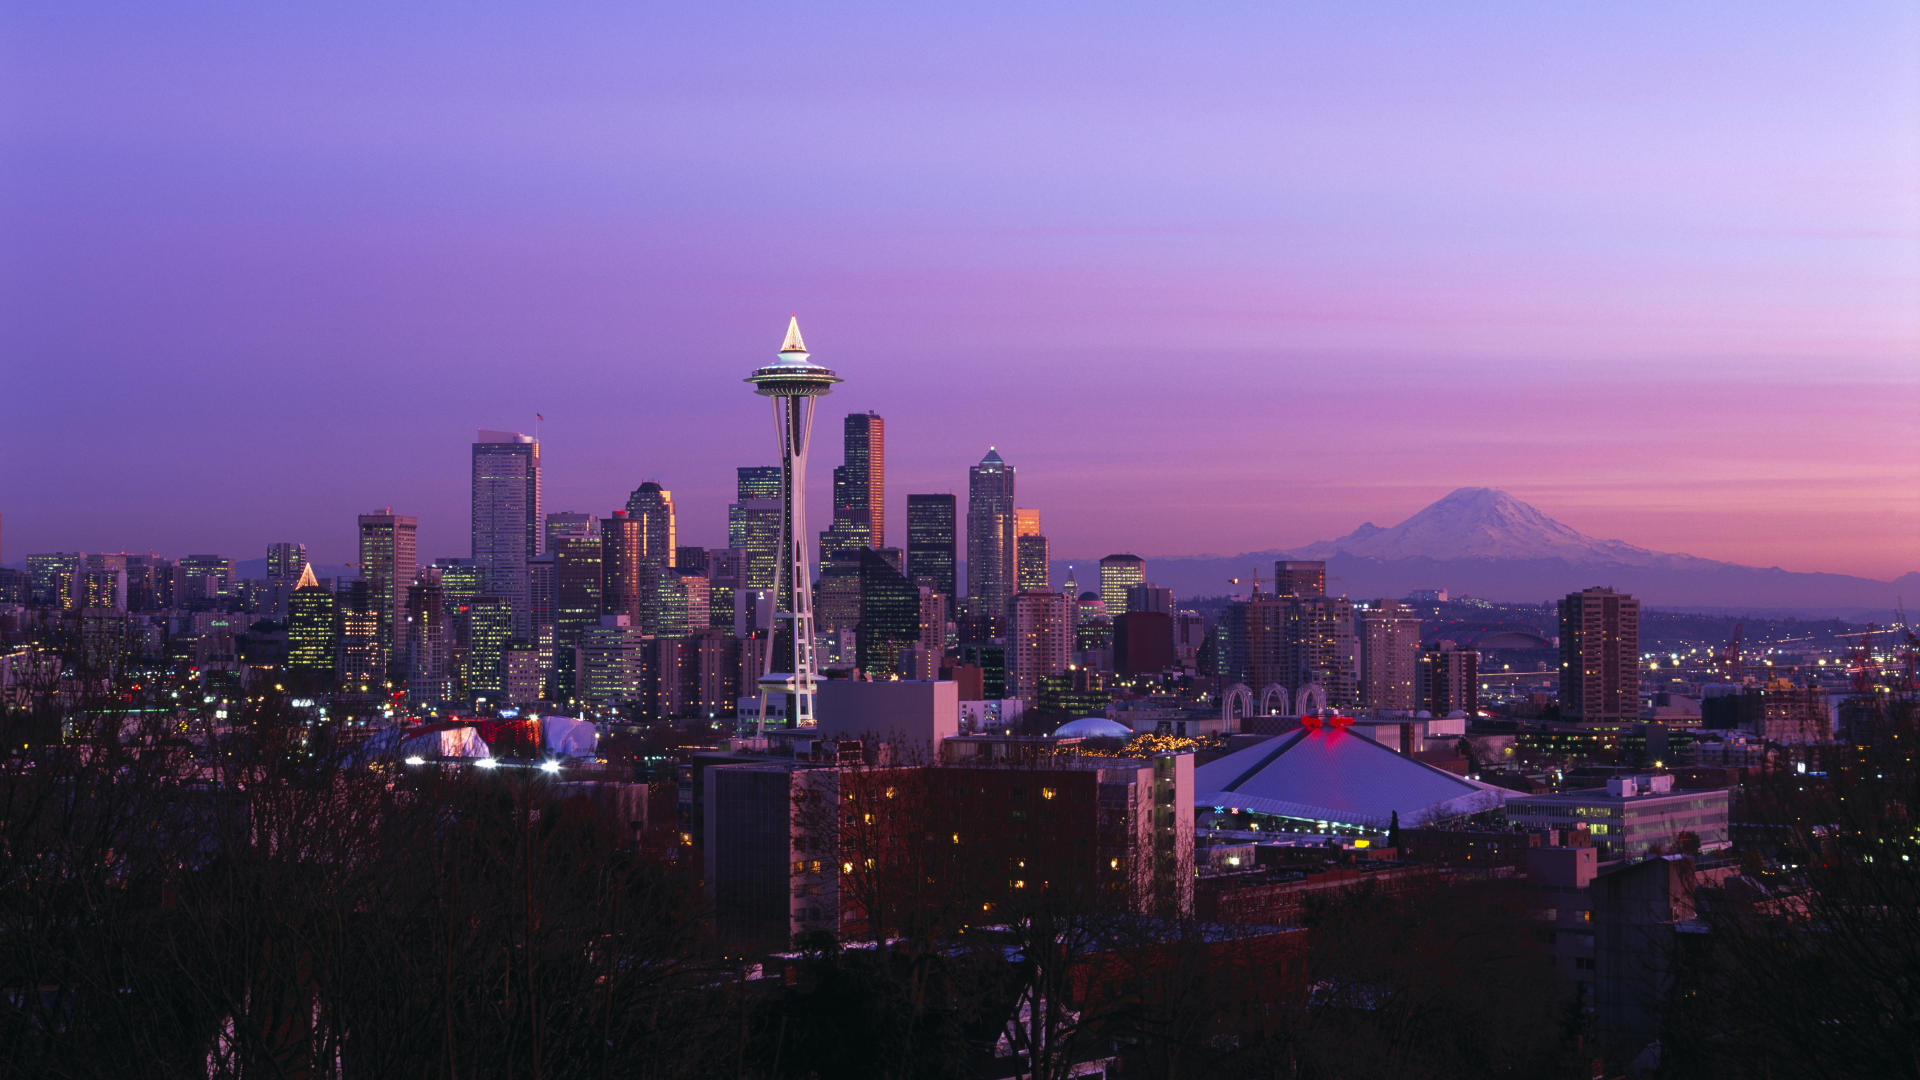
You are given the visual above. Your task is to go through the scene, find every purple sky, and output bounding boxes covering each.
[4,5,1917,578]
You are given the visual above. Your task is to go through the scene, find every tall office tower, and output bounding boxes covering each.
[1009,590,1071,704]
[286,564,336,678]
[550,533,604,702]
[1286,595,1359,707]
[1011,508,1041,591]
[819,411,885,564]
[262,542,309,620]
[854,548,920,679]
[729,466,783,591]
[1074,592,1111,653]
[528,555,556,631]
[1558,587,1641,722]
[623,482,677,569]
[1360,600,1422,711]
[815,561,861,634]
[457,596,513,705]
[601,511,644,627]
[433,558,485,604]
[906,494,958,605]
[1274,560,1326,599]
[1128,583,1174,616]
[266,542,308,587]
[544,511,598,551]
[746,316,840,728]
[472,430,541,634]
[1421,641,1480,717]
[358,509,417,680]
[965,448,1017,638]
[575,615,644,709]
[405,568,453,705]
[335,582,382,691]
[624,481,677,631]
[1016,533,1051,593]
[675,546,711,575]
[707,548,744,632]
[1099,555,1146,620]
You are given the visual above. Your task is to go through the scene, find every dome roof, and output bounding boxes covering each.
[1053,717,1133,740]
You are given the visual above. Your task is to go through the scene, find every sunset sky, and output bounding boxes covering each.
[4,4,1916,578]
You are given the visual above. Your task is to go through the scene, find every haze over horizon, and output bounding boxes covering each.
[4,5,1917,576]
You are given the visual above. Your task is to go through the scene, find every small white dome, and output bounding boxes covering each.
[1053,717,1134,740]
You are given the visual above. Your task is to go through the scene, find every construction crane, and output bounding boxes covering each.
[1716,621,1743,682]
[1227,569,1266,597]
[1847,622,1880,696]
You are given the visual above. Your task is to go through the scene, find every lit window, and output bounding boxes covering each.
[1042,787,1056,800]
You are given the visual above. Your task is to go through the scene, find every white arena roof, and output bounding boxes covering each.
[1195,723,1512,830]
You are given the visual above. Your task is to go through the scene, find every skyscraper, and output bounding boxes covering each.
[551,533,604,702]
[1286,595,1359,708]
[358,509,418,681]
[406,568,453,705]
[625,481,677,632]
[1360,600,1422,711]
[855,547,920,678]
[1099,554,1146,621]
[820,411,884,564]
[623,482,677,569]
[1016,532,1051,592]
[286,564,336,678]
[543,511,598,551]
[729,467,782,591]
[1559,587,1640,723]
[1009,590,1071,704]
[906,494,958,605]
[1274,560,1326,599]
[471,430,541,633]
[601,511,643,627]
[746,316,840,728]
[965,448,1016,638]
[266,542,308,586]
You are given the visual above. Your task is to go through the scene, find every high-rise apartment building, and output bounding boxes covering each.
[471,430,541,634]
[1009,590,1071,705]
[1360,600,1422,711]
[1558,587,1640,722]
[1099,555,1146,621]
[965,448,1016,637]
[358,509,418,680]
[335,581,381,690]
[1421,641,1479,717]
[906,494,957,606]
[1286,595,1359,708]
[1016,533,1051,593]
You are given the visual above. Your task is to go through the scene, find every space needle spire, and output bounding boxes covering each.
[746,315,841,730]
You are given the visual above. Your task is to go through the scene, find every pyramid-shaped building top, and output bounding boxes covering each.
[1195,725,1512,830]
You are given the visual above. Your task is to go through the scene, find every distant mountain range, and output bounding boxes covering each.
[1117,487,1919,613]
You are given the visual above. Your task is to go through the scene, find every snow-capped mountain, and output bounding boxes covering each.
[1122,487,1918,611]
[1290,487,1711,568]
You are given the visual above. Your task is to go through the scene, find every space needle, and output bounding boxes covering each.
[747,316,840,730]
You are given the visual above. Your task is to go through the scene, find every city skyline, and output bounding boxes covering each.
[4,6,1917,576]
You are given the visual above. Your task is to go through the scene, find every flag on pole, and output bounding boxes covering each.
[537,413,545,421]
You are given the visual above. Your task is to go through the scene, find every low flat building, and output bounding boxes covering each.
[1507,775,1728,860]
